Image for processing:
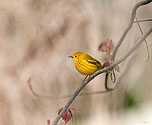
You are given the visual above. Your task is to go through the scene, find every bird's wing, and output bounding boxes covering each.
[84,55,102,68]
[86,59,101,68]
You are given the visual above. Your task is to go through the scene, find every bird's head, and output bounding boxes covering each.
[68,51,84,62]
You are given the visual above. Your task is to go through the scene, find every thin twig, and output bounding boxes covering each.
[135,16,150,61]
[27,78,71,100]
[134,18,152,23]
[27,78,108,100]
[106,51,135,90]
[52,27,152,125]
[105,73,112,91]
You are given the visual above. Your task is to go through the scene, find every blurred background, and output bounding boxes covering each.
[0,0,152,124]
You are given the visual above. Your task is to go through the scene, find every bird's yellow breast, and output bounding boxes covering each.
[75,60,101,75]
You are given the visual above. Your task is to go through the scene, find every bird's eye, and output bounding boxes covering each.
[75,56,77,57]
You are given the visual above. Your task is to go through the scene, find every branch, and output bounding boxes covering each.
[105,50,135,90]
[134,18,152,23]
[111,0,152,61]
[135,16,150,61]
[27,77,108,100]
[105,0,152,90]
[27,78,71,100]
[52,27,152,125]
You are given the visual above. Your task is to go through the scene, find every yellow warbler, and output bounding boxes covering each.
[69,51,102,76]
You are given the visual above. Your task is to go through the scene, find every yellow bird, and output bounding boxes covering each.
[69,51,102,77]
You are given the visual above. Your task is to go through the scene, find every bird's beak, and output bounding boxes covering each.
[68,56,73,58]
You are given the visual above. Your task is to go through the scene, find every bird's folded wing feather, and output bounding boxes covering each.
[85,59,101,68]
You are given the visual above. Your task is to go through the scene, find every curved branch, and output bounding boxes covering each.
[105,73,113,91]
[105,0,152,91]
[52,27,152,125]
[135,16,150,61]
[111,0,152,61]
[105,51,135,91]
[27,78,108,100]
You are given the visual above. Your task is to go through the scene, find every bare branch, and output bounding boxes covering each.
[135,16,150,61]
[111,0,152,61]
[105,51,135,90]
[134,18,152,23]
[27,78,73,100]
[52,27,152,125]
[27,77,109,100]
